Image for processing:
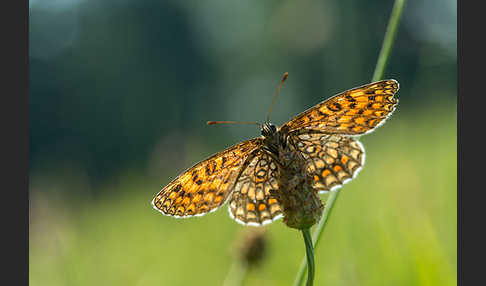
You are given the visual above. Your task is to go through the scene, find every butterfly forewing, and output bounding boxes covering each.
[228,150,283,226]
[152,138,263,217]
[281,80,399,135]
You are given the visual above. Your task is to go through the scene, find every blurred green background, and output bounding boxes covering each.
[29,0,456,285]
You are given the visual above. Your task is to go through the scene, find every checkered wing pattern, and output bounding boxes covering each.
[281,80,399,135]
[152,138,263,217]
[228,150,283,226]
[289,133,365,193]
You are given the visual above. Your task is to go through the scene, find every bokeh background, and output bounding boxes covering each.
[29,0,456,285]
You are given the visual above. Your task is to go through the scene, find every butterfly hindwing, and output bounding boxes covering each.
[228,150,283,226]
[290,133,365,193]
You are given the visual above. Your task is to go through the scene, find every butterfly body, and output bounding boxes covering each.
[152,79,399,228]
[257,122,323,228]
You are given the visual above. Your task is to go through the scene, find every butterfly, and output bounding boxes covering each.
[152,74,399,227]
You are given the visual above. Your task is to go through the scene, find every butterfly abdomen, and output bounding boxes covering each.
[271,147,324,229]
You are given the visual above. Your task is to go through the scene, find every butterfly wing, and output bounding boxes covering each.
[289,133,365,193]
[152,138,264,217]
[280,80,399,135]
[228,150,283,226]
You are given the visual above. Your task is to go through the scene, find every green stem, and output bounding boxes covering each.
[292,190,341,286]
[372,0,406,82]
[302,228,315,286]
[293,0,406,285]
[222,260,248,286]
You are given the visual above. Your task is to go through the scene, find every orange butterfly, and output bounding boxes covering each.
[152,73,399,227]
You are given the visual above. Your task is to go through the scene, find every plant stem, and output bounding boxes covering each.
[222,260,248,286]
[372,0,406,82]
[292,190,341,286]
[302,228,315,286]
[292,0,406,285]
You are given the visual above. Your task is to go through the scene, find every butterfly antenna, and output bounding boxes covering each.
[207,121,262,128]
[266,72,289,123]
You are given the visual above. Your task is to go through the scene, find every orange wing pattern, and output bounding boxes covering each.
[290,133,365,193]
[228,151,283,226]
[281,80,399,135]
[152,138,263,217]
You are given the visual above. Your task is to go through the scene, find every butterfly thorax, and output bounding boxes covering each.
[261,122,283,155]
